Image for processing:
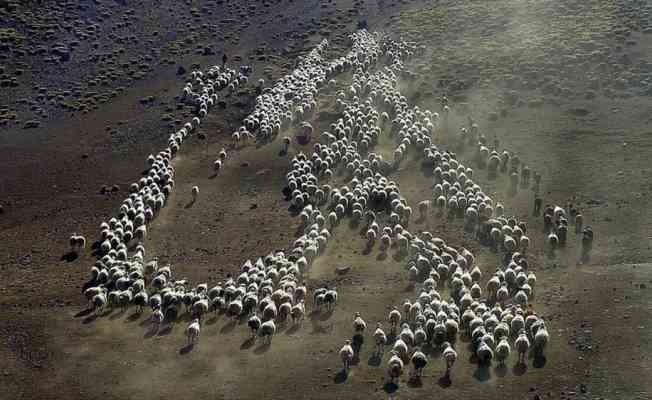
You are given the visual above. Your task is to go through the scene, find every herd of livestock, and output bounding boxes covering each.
[71,29,595,386]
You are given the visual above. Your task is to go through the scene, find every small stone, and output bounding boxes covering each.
[177,65,186,75]
[23,120,40,129]
[336,266,351,275]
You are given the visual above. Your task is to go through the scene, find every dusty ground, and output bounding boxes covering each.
[1,0,652,399]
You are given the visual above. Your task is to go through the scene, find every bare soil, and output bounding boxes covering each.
[1,1,652,400]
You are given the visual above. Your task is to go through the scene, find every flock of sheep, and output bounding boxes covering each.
[69,28,595,387]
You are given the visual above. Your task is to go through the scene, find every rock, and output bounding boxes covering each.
[23,120,40,129]
[177,65,186,75]
[567,108,590,117]
[336,266,351,275]
[52,46,71,61]
[527,98,544,108]
[18,254,32,266]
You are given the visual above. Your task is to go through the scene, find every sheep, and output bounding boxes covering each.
[278,301,292,324]
[248,315,261,338]
[388,306,401,333]
[84,286,105,307]
[392,337,409,360]
[445,318,459,340]
[281,136,291,154]
[547,232,559,249]
[380,233,391,252]
[366,229,377,247]
[514,289,528,307]
[328,211,338,228]
[476,339,494,364]
[133,291,148,313]
[442,342,457,374]
[374,322,387,354]
[69,233,86,254]
[353,312,367,334]
[410,348,428,378]
[291,300,305,325]
[191,186,200,201]
[339,340,354,371]
[533,326,549,356]
[324,287,338,311]
[260,320,276,343]
[151,308,164,329]
[514,331,530,364]
[92,292,107,312]
[495,337,511,365]
[213,159,222,173]
[227,298,243,320]
[387,350,404,383]
[232,131,241,146]
[417,200,430,219]
[186,318,201,344]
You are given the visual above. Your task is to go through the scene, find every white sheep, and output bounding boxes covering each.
[374,322,387,354]
[533,326,549,356]
[69,233,86,254]
[495,337,511,365]
[213,159,222,173]
[387,350,404,383]
[410,348,428,378]
[260,319,276,343]
[514,331,530,364]
[380,233,391,252]
[442,341,457,374]
[388,307,401,333]
[476,339,493,364]
[248,315,261,338]
[281,136,291,153]
[339,340,354,371]
[353,312,367,334]
[291,300,305,325]
[392,337,409,360]
[324,288,338,311]
[191,185,200,201]
[186,318,201,344]
[417,200,429,219]
[366,229,377,247]
[151,308,164,329]
[92,292,107,312]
